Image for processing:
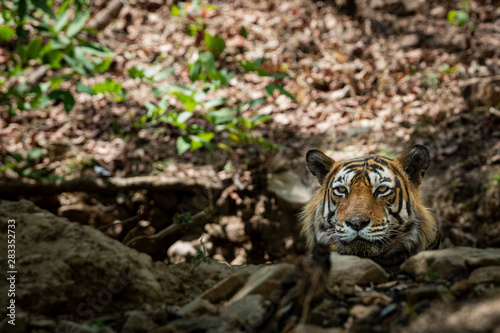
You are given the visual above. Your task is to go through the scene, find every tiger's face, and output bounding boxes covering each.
[301,145,440,270]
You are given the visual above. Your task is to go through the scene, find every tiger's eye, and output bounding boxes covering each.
[377,186,388,193]
[337,186,347,192]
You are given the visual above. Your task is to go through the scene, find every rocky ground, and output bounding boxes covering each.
[1,200,500,333]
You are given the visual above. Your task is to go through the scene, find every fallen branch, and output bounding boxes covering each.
[0,175,224,195]
[124,210,209,246]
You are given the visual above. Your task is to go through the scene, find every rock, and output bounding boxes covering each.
[228,263,295,304]
[291,323,344,333]
[461,76,500,108]
[430,6,447,18]
[178,297,218,317]
[403,285,443,304]
[220,294,265,324]
[468,266,500,285]
[121,311,158,333]
[327,253,389,290]
[350,304,380,321]
[268,171,312,209]
[401,247,500,282]
[167,240,198,263]
[159,314,222,333]
[221,216,247,243]
[445,296,500,332]
[199,269,253,303]
[0,311,28,333]
[401,0,424,13]
[360,291,391,306]
[401,34,420,48]
[57,320,97,333]
[0,200,236,317]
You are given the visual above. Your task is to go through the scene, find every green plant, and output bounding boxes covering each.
[134,1,294,155]
[422,71,439,90]
[1,148,61,180]
[0,0,116,115]
[447,0,476,33]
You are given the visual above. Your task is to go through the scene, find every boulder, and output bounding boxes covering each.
[268,171,312,210]
[401,247,500,282]
[327,252,389,291]
[468,266,500,285]
[0,200,237,318]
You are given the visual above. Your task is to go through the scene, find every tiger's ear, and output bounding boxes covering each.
[396,145,430,187]
[306,150,335,184]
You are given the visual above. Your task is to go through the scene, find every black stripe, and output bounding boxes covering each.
[404,184,412,217]
[393,176,403,214]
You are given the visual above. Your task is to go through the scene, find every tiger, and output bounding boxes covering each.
[300,145,440,271]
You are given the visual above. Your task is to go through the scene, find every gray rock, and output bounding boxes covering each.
[121,311,158,333]
[327,253,389,290]
[468,266,500,285]
[445,296,500,332]
[220,294,265,324]
[0,200,237,317]
[228,263,295,304]
[401,247,500,282]
[268,171,312,209]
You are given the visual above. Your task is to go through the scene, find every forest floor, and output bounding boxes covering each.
[0,0,500,331]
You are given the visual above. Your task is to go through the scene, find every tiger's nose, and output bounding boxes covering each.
[345,217,370,231]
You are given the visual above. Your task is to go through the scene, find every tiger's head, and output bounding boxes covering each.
[301,145,440,270]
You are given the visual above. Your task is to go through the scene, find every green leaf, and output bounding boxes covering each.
[43,49,64,69]
[240,26,247,39]
[18,0,28,20]
[189,60,202,82]
[171,4,180,16]
[66,9,90,37]
[78,42,114,56]
[204,97,227,109]
[93,57,112,73]
[238,60,267,76]
[176,136,191,155]
[11,152,24,163]
[0,26,15,42]
[144,65,162,78]
[242,97,266,109]
[54,8,70,32]
[189,132,214,151]
[48,90,75,113]
[152,86,170,98]
[32,0,54,17]
[92,79,122,94]
[447,10,457,23]
[456,11,469,26]
[76,82,94,95]
[62,53,86,74]
[266,73,289,79]
[207,108,236,125]
[177,111,192,124]
[128,67,146,79]
[16,25,29,44]
[265,84,296,102]
[28,148,44,161]
[153,68,175,82]
[171,91,198,111]
[27,38,43,60]
[204,33,226,53]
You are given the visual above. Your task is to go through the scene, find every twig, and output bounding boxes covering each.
[125,210,208,246]
[98,214,143,231]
